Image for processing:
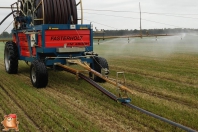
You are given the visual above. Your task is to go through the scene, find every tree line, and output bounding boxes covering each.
[94,28,198,36]
[0,32,12,38]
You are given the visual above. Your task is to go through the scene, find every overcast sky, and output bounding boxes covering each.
[0,0,198,33]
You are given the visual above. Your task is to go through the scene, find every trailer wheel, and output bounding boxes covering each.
[30,60,48,88]
[90,57,109,82]
[4,41,18,74]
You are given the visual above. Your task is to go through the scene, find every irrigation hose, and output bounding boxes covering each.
[33,0,78,24]
[80,73,197,132]
[57,64,197,132]
[124,103,196,132]
[0,10,17,25]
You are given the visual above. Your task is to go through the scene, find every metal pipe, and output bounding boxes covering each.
[74,60,135,95]
[80,0,83,24]
[0,7,16,9]
[33,0,42,13]
[41,0,44,24]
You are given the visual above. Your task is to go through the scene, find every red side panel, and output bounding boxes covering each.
[18,33,30,57]
[45,30,90,48]
[13,34,16,43]
[38,34,42,47]
[32,47,36,56]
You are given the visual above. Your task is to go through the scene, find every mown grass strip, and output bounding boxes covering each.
[109,66,198,100]
[0,73,77,131]
[8,70,103,132]
[0,86,39,132]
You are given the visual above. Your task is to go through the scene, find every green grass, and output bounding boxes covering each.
[0,34,198,131]
[96,34,198,131]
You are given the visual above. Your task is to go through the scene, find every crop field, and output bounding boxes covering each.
[0,34,198,132]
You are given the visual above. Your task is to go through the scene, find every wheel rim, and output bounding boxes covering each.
[31,67,36,83]
[4,48,10,71]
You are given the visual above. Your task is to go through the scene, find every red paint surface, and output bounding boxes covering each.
[32,47,36,56]
[38,34,42,47]
[13,34,16,44]
[45,30,90,48]
[18,33,30,57]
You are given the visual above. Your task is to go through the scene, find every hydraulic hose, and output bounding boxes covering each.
[0,10,17,25]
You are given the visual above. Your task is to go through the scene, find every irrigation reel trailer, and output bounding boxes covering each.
[0,1,197,131]
[1,0,132,102]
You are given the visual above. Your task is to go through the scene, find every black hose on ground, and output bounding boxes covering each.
[81,72,197,132]
[55,57,197,131]
[124,103,197,132]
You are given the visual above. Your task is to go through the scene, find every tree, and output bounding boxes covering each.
[0,32,11,38]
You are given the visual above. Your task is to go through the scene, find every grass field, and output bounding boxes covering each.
[0,34,198,131]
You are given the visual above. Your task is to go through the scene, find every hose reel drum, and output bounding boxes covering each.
[14,0,82,26]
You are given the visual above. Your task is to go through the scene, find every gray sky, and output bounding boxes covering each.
[0,0,198,33]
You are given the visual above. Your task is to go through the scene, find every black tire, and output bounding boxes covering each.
[4,41,19,74]
[90,57,109,82]
[30,60,48,88]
